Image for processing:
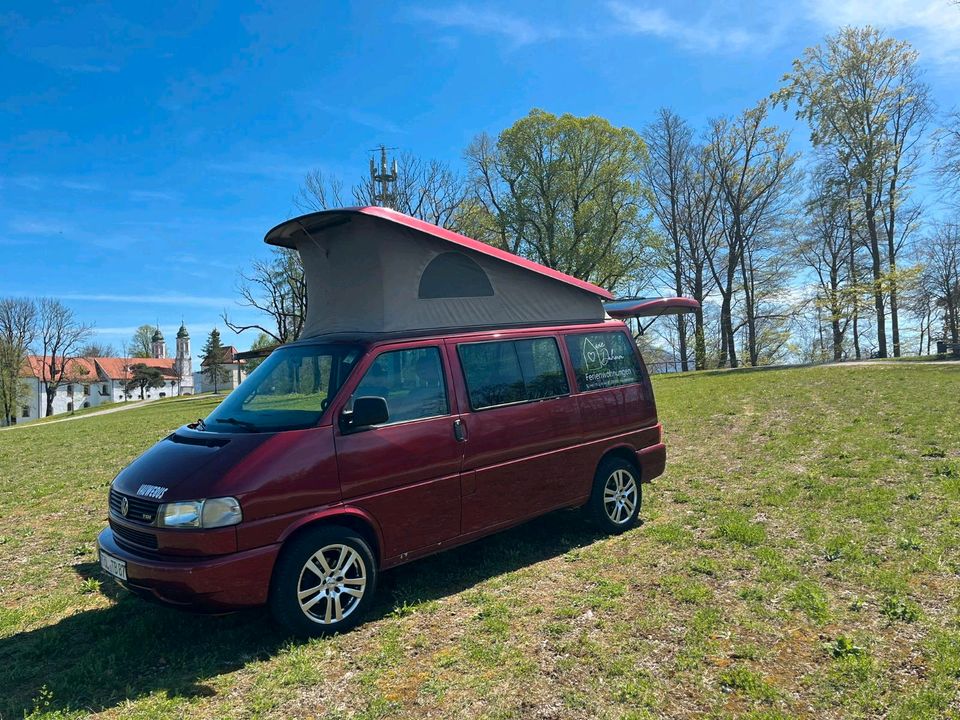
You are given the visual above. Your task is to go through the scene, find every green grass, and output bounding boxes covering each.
[1,365,959,718]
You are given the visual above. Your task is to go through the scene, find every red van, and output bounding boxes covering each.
[97,208,695,635]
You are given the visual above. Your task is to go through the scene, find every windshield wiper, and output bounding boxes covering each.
[216,417,259,432]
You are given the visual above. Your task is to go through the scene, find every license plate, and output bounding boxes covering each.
[99,550,127,581]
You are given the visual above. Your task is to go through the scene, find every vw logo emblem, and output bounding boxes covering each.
[120,496,129,517]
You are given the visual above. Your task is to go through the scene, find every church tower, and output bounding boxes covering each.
[151,326,166,359]
[175,323,193,395]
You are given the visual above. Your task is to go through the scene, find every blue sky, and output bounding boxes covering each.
[2,0,959,352]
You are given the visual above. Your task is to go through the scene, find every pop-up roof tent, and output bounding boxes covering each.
[264,207,615,338]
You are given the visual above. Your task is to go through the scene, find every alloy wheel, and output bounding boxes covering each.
[603,468,638,525]
[296,543,368,625]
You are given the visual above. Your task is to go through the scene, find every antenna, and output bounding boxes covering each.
[369,144,399,208]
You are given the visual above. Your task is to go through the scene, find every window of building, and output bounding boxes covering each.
[352,347,448,424]
[101,384,108,395]
[66,384,74,395]
[21,406,29,418]
[83,385,90,396]
[458,337,569,410]
[564,331,643,391]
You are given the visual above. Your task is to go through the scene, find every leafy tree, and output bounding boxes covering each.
[464,108,658,291]
[125,363,165,400]
[201,328,231,394]
[36,299,93,416]
[0,298,37,426]
[777,26,933,357]
[245,332,276,373]
[128,325,155,358]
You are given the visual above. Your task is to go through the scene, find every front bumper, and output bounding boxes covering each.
[97,527,280,610]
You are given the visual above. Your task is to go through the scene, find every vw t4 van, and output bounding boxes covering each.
[97,207,697,635]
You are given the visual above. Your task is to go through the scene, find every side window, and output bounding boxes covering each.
[458,337,569,410]
[353,347,448,424]
[565,331,643,391]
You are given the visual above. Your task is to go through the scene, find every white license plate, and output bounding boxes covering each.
[99,550,127,581]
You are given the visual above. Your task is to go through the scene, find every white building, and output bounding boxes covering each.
[16,323,195,422]
[193,344,246,394]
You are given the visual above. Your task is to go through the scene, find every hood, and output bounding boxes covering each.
[111,426,272,503]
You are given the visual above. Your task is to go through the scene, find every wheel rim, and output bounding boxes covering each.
[603,468,638,525]
[297,543,367,625]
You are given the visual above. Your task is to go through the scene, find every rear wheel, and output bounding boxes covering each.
[587,457,642,533]
[269,525,378,636]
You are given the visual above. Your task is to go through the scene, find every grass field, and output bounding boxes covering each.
[1,365,958,719]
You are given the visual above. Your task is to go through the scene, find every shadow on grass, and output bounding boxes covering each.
[0,510,606,717]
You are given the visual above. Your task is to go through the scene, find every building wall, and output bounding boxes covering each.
[193,363,245,394]
[16,377,183,422]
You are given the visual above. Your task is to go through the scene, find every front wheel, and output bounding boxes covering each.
[586,457,642,533]
[269,525,378,636]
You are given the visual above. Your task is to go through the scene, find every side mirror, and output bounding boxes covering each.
[340,396,389,433]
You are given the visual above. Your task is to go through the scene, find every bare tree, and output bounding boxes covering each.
[353,152,470,229]
[0,298,38,425]
[295,153,469,230]
[936,110,960,206]
[643,108,695,370]
[293,169,346,213]
[705,100,800,367]
[79,341,117,357]
[922,225,960,345]
[35,298,93,417]
[223,248,306,344]
[794,169,853,360]
[677,145,721,369]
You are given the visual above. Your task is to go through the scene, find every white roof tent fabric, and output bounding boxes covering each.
[264,207,614,339]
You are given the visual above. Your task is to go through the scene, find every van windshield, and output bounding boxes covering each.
[203,343,363,433]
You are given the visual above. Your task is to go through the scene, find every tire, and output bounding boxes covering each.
[586,456,642,533]
[269,525,378,637]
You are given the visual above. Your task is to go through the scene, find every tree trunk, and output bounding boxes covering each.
[864,193,887,357]
[45,387,54,417]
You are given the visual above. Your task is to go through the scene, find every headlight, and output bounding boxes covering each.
[157,497,242,529]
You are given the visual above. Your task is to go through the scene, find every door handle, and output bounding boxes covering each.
[453,418,467,442]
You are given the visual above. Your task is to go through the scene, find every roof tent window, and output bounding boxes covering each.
[418,252,494,299]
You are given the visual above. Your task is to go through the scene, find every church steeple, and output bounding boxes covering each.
[151,326,166,359]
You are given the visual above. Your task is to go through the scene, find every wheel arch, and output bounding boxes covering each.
[599,444,642,479]
[277,507,383,566]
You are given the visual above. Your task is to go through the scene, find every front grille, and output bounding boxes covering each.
[109,488,159,524]
[110,519,159,550]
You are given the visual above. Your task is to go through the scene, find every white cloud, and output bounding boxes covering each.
[56,293,239,309]
[408,4,576,46]
[606,1,784,53]
[805,0,960,63]
[411,2,788,53]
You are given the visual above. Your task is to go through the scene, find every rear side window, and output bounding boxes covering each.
[565,331,643,391]
[458,337,569,410]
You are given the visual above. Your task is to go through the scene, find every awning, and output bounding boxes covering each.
[604,297,701,319]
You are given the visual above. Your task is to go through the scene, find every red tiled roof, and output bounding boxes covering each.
[94,357,177,380]
[21,356,178,381]
[200,346,243,367]
[21,356,98,381]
